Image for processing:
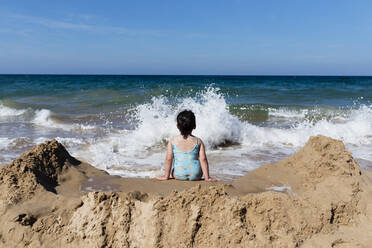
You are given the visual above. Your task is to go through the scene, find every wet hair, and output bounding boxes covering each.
[177,110,196,139]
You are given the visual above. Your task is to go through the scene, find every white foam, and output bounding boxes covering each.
[34,137,50,144]
[56,87,372,179]
[128,89,371,152]
[0,103,26,117]
[129,87,243,149]
[31,109,98,132]
[0,137,12,150]
[268,108,308,118]
[32,109,71,130]
[0,137,38,151]
[76,124,97,130]
[55,137,87,148]
[0,137,36,163]
[71,87,247,177]
[240,105,372,150]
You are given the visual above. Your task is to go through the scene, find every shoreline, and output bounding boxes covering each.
[0,136,372,247]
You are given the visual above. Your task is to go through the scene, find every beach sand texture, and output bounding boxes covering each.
[0,135,371,247]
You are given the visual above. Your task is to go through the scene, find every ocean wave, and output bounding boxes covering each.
[0,137,37,164]
[71,86,372,178]
[0,137,12,150]
[0,137,45,151]
[0,103,27,117]
[2,86,372,178]
[129,87,243,149]
[268,107,308,118]
[243,104,372,148]
[127,88,372,150]
[31,109,98,131]
[32,109,72,130]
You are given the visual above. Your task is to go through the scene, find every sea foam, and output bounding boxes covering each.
[0,103,27,117]
[31,109,97,131]
[72,87,372,179]
[131,87,243,149]
[2,87,372,178]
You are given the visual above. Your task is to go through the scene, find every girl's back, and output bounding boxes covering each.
[172,135,201,180]
[172,135,199,152]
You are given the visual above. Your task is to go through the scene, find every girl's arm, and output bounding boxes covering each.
[199,139,216,182]
[156,139,173,180]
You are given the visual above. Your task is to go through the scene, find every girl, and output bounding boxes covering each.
[156,110,216,181]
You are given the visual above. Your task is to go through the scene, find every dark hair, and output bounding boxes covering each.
[177,110,196,139]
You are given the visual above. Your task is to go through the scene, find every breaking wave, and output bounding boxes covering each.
[71,87,372,178]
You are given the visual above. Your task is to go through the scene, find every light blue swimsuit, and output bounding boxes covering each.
[173,138,202,181]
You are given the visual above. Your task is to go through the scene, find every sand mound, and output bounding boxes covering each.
[0,136,371,247]
[0,139,79,206]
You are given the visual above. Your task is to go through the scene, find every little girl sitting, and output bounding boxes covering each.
[156,110,216,181]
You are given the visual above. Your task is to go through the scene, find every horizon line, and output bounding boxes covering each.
[1,73,372,77]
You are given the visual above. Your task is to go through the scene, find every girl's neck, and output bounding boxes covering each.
[180,134,192,139]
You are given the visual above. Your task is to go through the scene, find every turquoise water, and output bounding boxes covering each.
[1,75,372,180]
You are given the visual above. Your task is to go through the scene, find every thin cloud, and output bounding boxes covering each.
[4,12,209,39]
[9,13,102,31]
[184,33,209,39]
[0,27,32,36]
[2,13,137,36]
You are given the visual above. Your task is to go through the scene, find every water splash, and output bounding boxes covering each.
[72,86,372,178]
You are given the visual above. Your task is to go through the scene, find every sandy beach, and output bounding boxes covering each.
[0,135,372,247]
[2,1,372,247]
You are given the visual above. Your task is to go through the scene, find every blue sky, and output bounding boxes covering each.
[0,0,371,75]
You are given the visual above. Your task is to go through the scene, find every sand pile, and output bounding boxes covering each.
[0,140,79,209]
[0,136,371,247]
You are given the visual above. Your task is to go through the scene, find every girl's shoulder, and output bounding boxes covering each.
[191,135,202,146]
[171,135,180,142]
[195,136,203,146]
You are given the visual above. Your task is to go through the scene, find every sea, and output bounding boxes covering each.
[1,75,372,181]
